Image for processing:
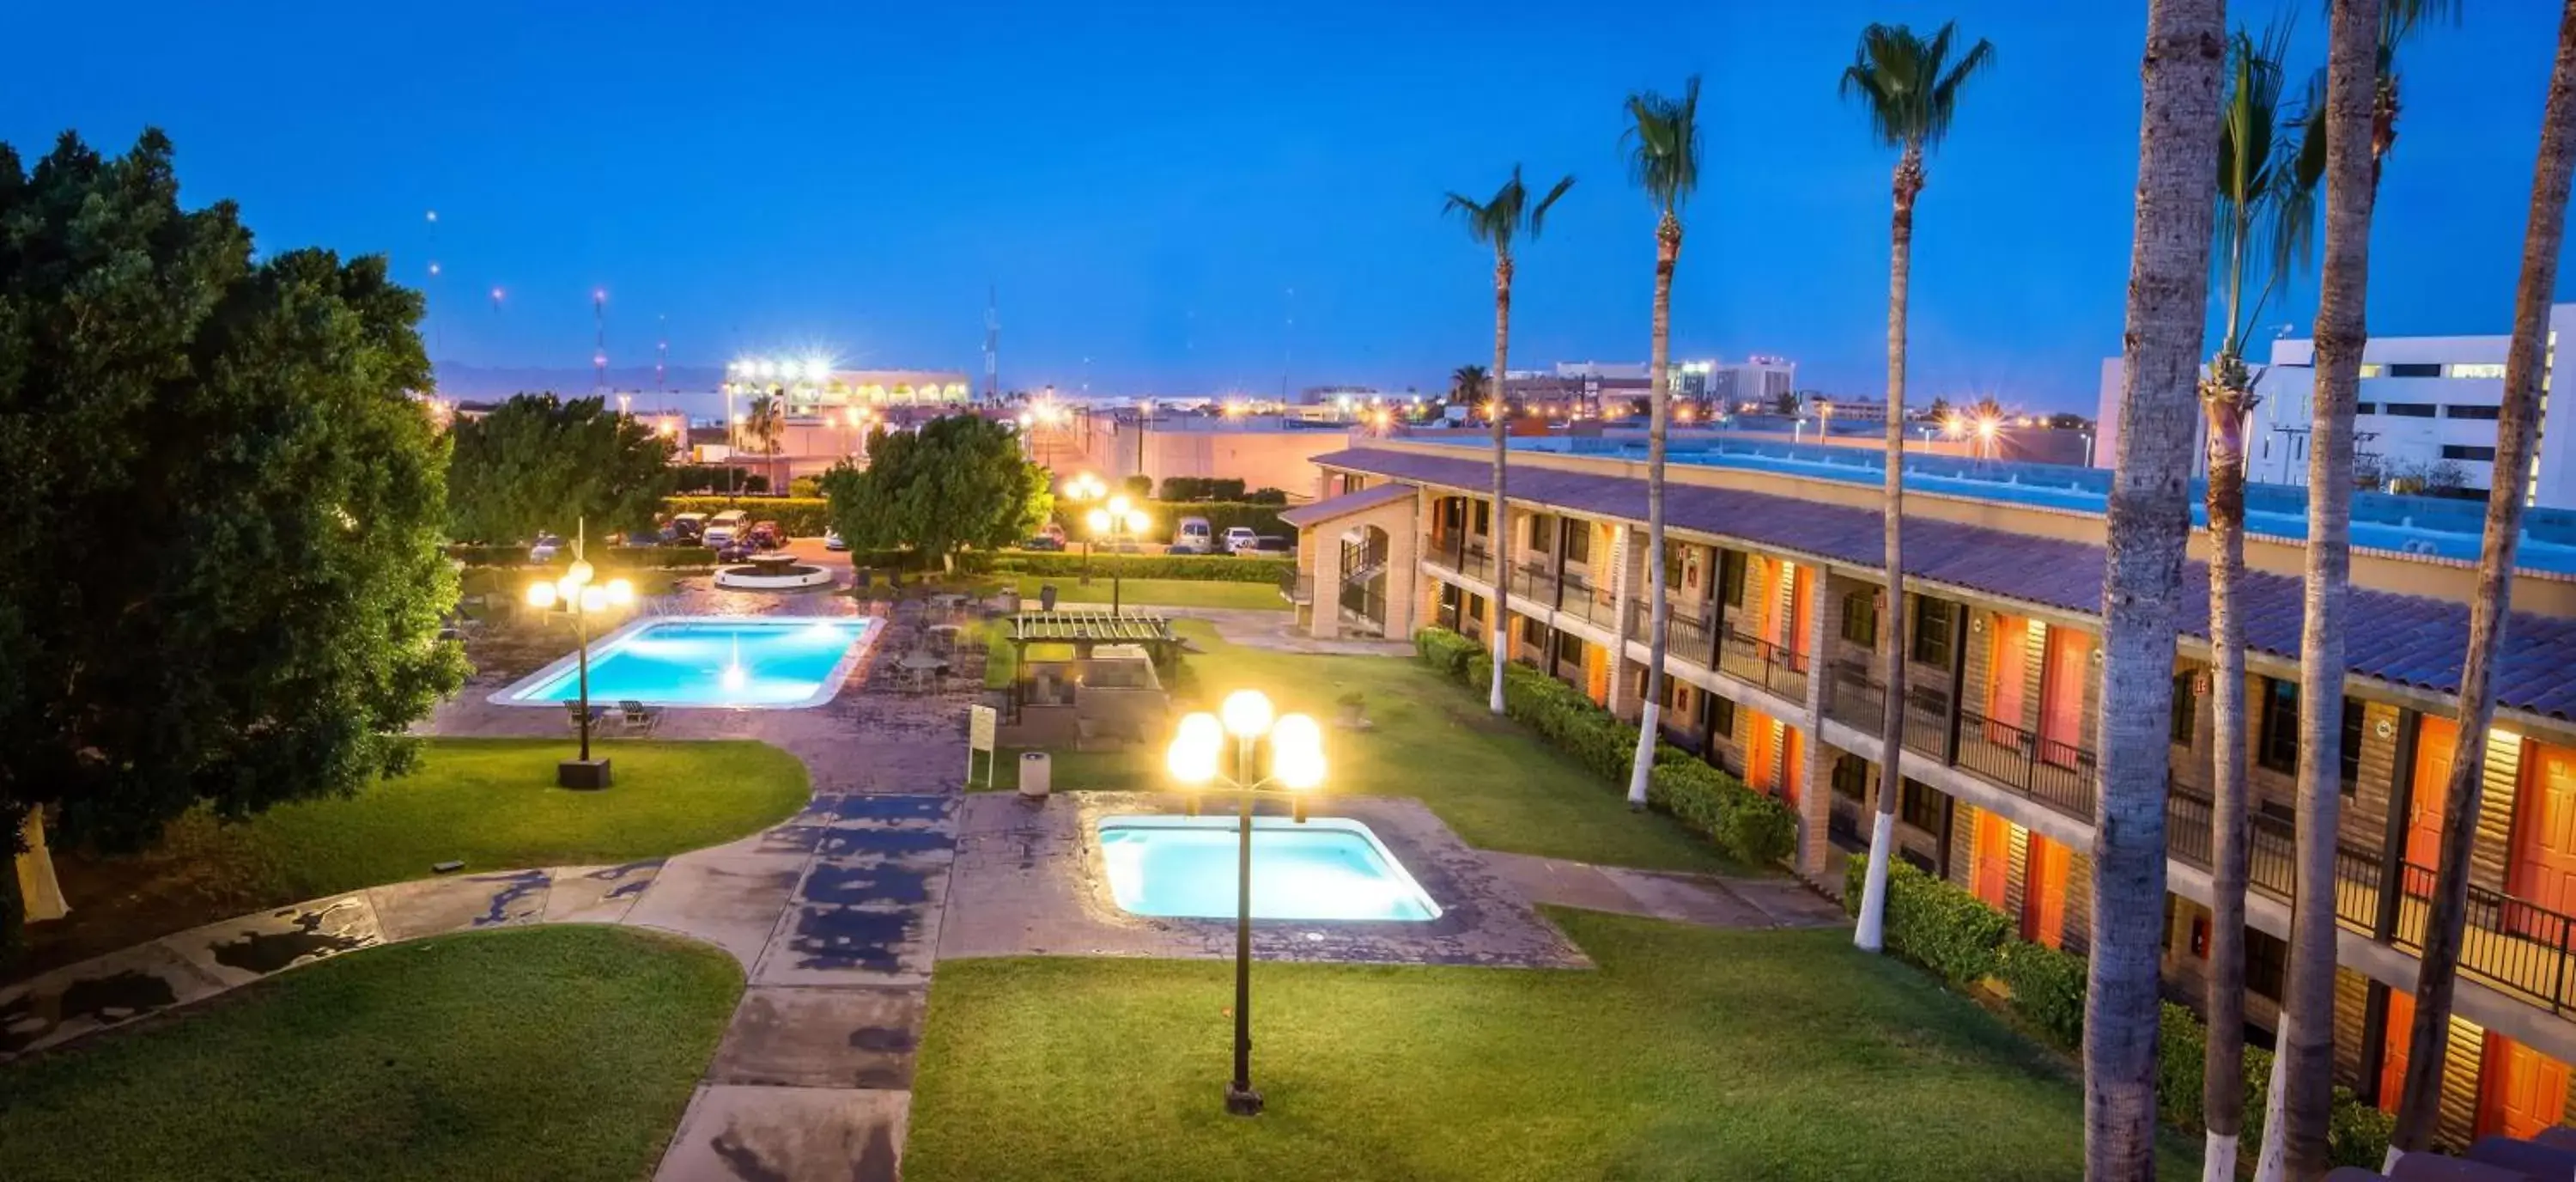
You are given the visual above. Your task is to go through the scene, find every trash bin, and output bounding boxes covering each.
[1038,583,1059,612]
[1018,752,1051,799]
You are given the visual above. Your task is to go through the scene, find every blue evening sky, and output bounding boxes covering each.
[4,1,2561,411]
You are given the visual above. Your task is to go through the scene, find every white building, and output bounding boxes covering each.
[2093,303,2576,508]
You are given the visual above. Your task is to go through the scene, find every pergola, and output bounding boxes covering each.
[1004,610,1183,714]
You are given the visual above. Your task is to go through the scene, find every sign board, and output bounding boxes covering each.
[969,704,997,752]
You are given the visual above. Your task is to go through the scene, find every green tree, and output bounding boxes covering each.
[1925,395,1954,422]
[1621,76,1703,807]
[1771,389,1801,416]
[745,392,786,489]
[2196,22,2324,1177]
[1837,17,1996,956]
[2389,2,2576,1168]
[0,131,468,950]
[819,414,1049,569]
[1444,166,1574,715]
[1448,363,1490,410]
[2091,0,2227,1173]
[446,393,676,543]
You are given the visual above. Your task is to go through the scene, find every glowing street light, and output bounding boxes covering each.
[1084,494,1151,612]
[1163,687,1328,1117]
[523,520,636,788]
[1062,472,1109,585]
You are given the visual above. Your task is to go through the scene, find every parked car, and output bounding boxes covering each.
[1238,535,1296,557]
[529,533,565,563]
[715,538,758,563]
[1219,526,1257,552]
[823,527,848,551]
[702,509,748,546]
[747,520,785,549]
[669,512,707,543]
[1167,517,1216,555]
[1019,533,1066,551]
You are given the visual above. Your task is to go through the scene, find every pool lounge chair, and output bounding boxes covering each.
[618,700,660,734]
[564,702,606,730]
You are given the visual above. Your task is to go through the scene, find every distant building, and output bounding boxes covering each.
[1500,357,1792,417]
[723,358,972,418]
[2093,304,2576,508]
[1705,356,1795,413]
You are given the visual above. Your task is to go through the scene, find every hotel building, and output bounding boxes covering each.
[1278,433,2576,1146]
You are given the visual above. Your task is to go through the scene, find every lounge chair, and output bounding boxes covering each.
[618,700,660,734]
[564,701,606,729]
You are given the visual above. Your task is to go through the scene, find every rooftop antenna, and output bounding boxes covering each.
[592,288,608,396]
[423,210,442,377]
[984,283,999,403]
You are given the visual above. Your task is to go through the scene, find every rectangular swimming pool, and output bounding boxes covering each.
[1097,814,1441,922]
[494,616,873,709]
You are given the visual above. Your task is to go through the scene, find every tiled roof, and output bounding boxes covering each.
[1313,446,2576,723]
[1277,482,1416,527]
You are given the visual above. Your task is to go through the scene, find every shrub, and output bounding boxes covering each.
[1121,475,1155,497]
[661,495,833,537]
[1159,476,1249,502]
[1998,941,2087,1051]
[1845,858,2009,987]
[990,552,1288,583]
[672,463,759,494]
[1244,487,1291,505]
[1412,627,1485,678]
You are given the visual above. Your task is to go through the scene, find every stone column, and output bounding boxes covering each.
[1309,528,1345,641]
[1797,564,1834,881]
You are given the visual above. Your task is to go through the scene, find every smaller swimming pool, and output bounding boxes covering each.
[494,615,873,709]
[1097,814,1442,922]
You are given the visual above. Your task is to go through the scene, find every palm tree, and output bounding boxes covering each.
[2088,0,2227,1174]
[1834,19,1996,954]
[2256,0,2381,1176]
[1445,167,1575,714]
[2386,3,2576,1167]
[1620,76,1703,808]
[2360,0,2461,185]
[745,392,786,490]
[2197,24,2324,1178]
[1449,363,1491,411]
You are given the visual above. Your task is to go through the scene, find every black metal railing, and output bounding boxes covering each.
[1822,660,1952,759]
[1716,628,1809,703]
[1420,532,1497,585]
[1557,570,1619,631]
[2391,862,2576,1014]
[1951,706,2095,820]
[1277,568,1312,605]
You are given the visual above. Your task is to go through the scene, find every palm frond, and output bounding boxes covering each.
[1445,165,1573,257]
[1622,76,1702,214]
[1841,21,1996,152]
[1528,174,1576,239]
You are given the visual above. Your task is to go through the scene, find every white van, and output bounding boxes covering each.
[1170,517,1215,554]
[703,509,749,546]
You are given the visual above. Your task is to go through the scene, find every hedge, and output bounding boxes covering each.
[1158,476,1249,501]
[1840,858,2395,1166]
[660,496,834,537]
[1049,499,1288,544]
[449,544,715,569]
[1409,626,1795,866]
[990,552,1291,583]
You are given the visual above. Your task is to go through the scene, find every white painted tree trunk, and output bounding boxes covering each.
[1854,810,1896,950]
[2253,1047,2289,1182]
[2202,1131,2238,1182]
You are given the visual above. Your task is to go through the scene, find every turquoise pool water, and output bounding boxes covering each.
[1097,815,1441,921]
[500,617,871,709]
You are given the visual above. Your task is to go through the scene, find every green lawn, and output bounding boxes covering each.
[1008,574,1291,612]
[907,910,2195,1182]
[24,739,808,977]
[993,620,1742,874]
[0,925,740,1182]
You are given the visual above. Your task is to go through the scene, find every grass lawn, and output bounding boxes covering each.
[0,925,740,1182]
[21,739,808,978]
[907,909,2196,1182]
[1007,574,1291,612]
[991,620,1743,874]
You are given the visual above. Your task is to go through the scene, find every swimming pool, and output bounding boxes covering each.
[1097,814,1442,921]
[493,615,874,709]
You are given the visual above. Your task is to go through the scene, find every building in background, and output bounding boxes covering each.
[1500,357,1794,417]
[2093,304,2576,508]
[1705,356,1796,413]
[724,358,972,418]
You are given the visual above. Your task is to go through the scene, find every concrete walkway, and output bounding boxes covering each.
[1480,850,1849,930]
[1123,604,1419,657]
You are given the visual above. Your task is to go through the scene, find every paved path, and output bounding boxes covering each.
[1480,850,1849,930]
[1124,605,1418,657]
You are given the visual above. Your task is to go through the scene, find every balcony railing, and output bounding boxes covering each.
[1277,568,1312,606]
[1716,628,1809,703]
[1420,532,1497,585]
[1950,706,2097,821]
[1822,660,1952,761]
[2391,862,2576,1014]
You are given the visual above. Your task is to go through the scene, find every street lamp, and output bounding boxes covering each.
[1085,495,1151,612]
[1164,690,1327,1117]
[1062,472,1109,585]
[524,532,635,789]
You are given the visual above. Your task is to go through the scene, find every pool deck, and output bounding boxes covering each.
[938,791,1587,969]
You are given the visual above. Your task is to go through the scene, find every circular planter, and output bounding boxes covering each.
[713,563,835,591]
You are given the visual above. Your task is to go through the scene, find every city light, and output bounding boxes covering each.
[802,357,830,382]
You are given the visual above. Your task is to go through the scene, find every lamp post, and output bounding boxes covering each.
[1164,690,1327,1117]
[1085,495,1150,613]
[1062,472,1108,585]
[524,528,635,789]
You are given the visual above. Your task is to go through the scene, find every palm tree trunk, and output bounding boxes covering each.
[2387,2,2576,1165]
[2089,2,2227,1176]
[1489,253,1514,716]
[1856,146,1923,951]
[2200,366,2256,1182]
[2258,3,2379,1177]
[1625,215,1681,807]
